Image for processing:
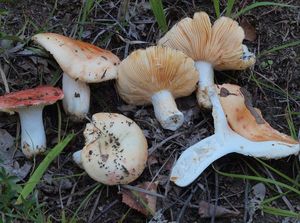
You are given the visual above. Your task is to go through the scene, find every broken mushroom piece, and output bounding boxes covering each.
[73,113,148,185]
[218,84,298,144]
[0,86,64,158]
[170,84,299,187]
[32,33,120,120]
[159,11,255,108]
[117,46,198,131]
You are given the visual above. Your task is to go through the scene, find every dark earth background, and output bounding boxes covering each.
[0,0,299,222]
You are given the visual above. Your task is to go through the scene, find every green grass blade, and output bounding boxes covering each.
[285,106,297,139]
[254,158,300,188]
[149,0,168,33]
[70,183,102,223]
[78,0,96,39]
[226,0,236,17]
[16,134,74,204]
[233,2,298,18]
[258,40,300,57]
[262,205,300,218]
[212,0,220,18]
[214,169,300,196]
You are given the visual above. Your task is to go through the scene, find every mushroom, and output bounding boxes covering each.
[0,86,64,158]
[32,33,120,120]
[170,84,299,187]
[159,11,255,109]
[116,46,198,131]
[73,113,148,185]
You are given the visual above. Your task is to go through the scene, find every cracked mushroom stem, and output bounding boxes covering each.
[77,113,148,185]
[0,86,63,158]
[32,33,120,120]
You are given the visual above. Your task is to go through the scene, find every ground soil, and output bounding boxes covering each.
[0,0,299,222]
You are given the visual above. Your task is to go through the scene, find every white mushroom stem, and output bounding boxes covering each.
[151,90,184,131]
[62,73,90,120]
[72,150,83,168]
[171,131,300,187]
[17,106,46,158]
[171,60,300,187]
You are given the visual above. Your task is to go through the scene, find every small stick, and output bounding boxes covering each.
[121,184,165,199]
[0,63,10,93]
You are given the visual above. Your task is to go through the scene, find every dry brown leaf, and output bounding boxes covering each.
[240,18,257,42]
[198,201,240,218]
[121,182,158,216]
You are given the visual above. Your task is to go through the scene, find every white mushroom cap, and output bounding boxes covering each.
[81,113,148,185]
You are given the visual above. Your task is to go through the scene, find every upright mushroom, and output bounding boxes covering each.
[170,84,299,186]
[0,86,64,158]
[73,113,148,185]
[117,46,198,131]
[32,33,120,120]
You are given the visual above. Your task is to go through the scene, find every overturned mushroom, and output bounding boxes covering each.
[117,46,198,131]
[32,33,120,120]
[0,86,64,158]
[73,113,148,185]
[170,84,299,186]
[159,11,255,108]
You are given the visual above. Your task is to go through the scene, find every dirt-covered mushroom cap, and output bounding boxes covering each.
[32,33,120,82]
[159,11,255,70]
[217,83,297,144]
[117,46,198,104]
[81,113,148,185]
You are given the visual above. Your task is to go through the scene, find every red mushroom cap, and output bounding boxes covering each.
[0,86,64,112]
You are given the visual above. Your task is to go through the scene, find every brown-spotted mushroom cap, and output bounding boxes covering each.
[217,83,297,144]
[0,86,64,157]
[81,113,148,185]
[32,33,120,82]
[117,46,198,130]
[32,33,120,119]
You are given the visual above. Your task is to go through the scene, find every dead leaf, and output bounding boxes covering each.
[240,18,257,42]
[0,129,32,181]
[121,181,158,216]
[0,129,15,160]
[198,201,240,218]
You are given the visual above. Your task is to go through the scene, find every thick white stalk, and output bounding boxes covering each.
[17,106,46,158]
[62,73,90,120]
[72,150,83,168]
[171,129,300,187]
[151,90,184,131]
[195,61,214,90]
[195,61,230,136]
[195,61,214,108]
